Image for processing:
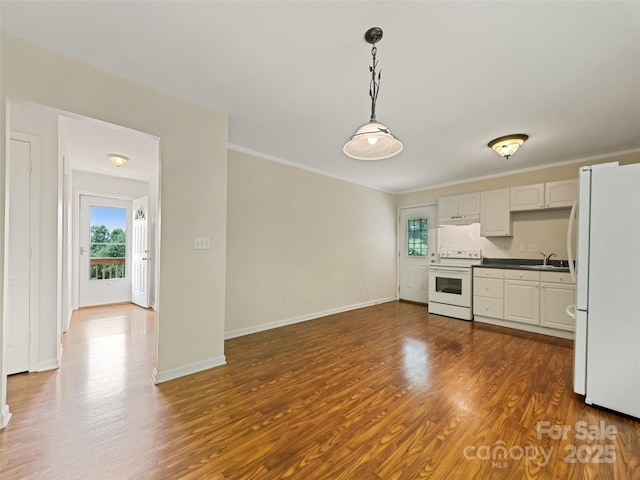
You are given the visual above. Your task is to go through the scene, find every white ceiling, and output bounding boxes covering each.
[2,1,640,193]
[59,115,159,183]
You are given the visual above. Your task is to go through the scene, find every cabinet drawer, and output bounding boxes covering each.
[473,277,503,299]
[540,271,574,284]
[505,269,540,281]
[473,296,503,319]
[474,268,504,279]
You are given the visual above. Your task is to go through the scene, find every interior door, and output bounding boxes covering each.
[131,196,150,308]
[6,137,33,374]
[399,205,437,303]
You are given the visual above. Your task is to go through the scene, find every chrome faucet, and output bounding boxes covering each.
[540,252,557,266]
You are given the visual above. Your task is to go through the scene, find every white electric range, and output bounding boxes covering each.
[428,248,482,320]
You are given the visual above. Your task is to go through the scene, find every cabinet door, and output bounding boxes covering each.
[480,189,512,237]
[510,184,544,211]
[540,283,576,331]
[504,280,540,325]
[438,195,460,218]
[459,193,480,216]
[545,179,577,209]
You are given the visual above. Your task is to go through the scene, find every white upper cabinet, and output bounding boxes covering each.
[510,179,577,211]
[480,188,512,237]
[438,193,480,218]
[510,184,544,211]
[545,179,578,209]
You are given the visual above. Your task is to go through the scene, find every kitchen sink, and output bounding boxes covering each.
[519,264,565,269]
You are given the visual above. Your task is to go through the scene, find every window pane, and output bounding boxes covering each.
[407,217,428,256]
[89,206,126,280]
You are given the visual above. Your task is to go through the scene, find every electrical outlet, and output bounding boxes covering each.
[193,237,210,250]
[528,243,538,252]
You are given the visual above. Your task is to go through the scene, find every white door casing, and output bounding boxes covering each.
[5,134,39,375]
[131,196,150,308]
[398,205,437,303]
[79,195,132,307]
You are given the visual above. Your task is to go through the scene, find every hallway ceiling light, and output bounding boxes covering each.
[109,153,129,167]
[488,134,529,159]
[343,27,403,161]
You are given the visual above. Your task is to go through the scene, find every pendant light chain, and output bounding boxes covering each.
[369,44,380,121]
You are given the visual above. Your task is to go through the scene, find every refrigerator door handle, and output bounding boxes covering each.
[567,198,577,283]
[565,304,576,320]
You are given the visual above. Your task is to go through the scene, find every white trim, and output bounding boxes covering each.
[224,297,397,340]
[228,144,396,194]
[399,147,640,195]
[0,404,11,429]
[152,355,227,384]
[474,315,575,340]
[231,143,640,196]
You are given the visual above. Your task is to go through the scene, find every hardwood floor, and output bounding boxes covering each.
[1,302,639,479]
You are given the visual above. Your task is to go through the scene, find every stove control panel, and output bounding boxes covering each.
[439,248,482,259]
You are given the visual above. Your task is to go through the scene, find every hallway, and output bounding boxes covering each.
[2,304,161,478]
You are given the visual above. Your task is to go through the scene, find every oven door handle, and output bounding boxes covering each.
[429,267,470,273]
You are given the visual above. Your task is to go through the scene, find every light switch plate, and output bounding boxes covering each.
[193,237,210,250]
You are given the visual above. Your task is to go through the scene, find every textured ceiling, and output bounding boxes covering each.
[2,1,640,193]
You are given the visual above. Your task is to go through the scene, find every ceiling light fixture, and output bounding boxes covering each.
[488,134,529,159]
[108,154,129,167]
[343,27,403,161]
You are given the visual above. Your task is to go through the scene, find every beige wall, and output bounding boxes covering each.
[399,151,640,260]
[225,149,397,337]
[0,31,228,414]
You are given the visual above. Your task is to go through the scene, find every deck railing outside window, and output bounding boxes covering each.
[90,257,125,280]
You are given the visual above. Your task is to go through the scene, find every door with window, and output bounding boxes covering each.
[79,195,132,307]
[399,205,437,303]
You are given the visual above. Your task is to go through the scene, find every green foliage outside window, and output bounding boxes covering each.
[408,217,428,256]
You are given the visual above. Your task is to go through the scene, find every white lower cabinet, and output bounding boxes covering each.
[473,268,504,319]
[504,270,540,325]
[473,267,575,338]
[540,271,576,331]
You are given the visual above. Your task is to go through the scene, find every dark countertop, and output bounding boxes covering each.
[475,258,571,273]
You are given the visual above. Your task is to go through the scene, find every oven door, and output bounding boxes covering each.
[428,266,471,307]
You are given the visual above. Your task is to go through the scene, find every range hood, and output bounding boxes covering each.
[438,214,480,226]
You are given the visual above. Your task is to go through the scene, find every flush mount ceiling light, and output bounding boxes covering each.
[108,154,128,167]
[343,27,403,161]
[488,134,529,159]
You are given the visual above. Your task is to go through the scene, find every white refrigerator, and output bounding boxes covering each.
[568,162,640,419]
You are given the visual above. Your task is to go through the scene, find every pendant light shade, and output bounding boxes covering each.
[344,27,403,161]
[343,121,403,161]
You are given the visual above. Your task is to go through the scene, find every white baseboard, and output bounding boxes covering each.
[152,355,227,384]
[224,297,397,340]
[1,404,12,429]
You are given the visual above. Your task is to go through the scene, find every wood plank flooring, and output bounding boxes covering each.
[1,301,639,479]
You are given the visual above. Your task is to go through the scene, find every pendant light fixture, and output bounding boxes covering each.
[343,27,403,161]
[488,134,528,159]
